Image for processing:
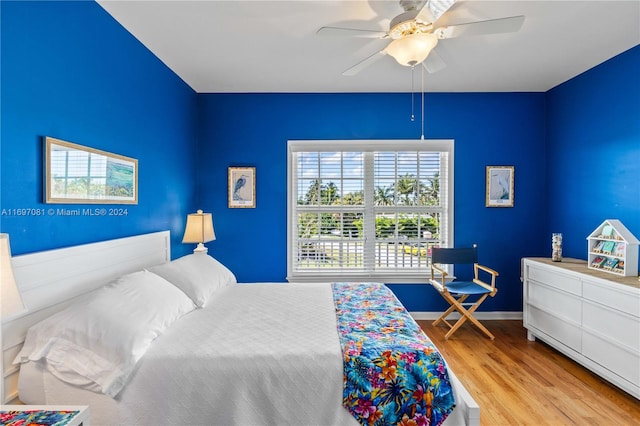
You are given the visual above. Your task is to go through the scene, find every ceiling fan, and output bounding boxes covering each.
[317,0,525,76]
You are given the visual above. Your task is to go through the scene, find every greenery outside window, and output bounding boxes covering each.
[287,140,453,283]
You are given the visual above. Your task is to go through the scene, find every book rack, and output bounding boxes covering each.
[587,219,638,277]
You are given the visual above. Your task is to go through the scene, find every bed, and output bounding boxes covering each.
[2,231,480,425]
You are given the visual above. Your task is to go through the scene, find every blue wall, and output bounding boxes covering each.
[2,1,637,312]
[197,92,547,312]
[546,45,640,270]
[1,0,198,258]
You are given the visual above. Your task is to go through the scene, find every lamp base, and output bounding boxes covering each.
[193,243,208,254]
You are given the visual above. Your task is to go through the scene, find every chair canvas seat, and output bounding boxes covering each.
[445,281,491,295]
[429,245,499,340]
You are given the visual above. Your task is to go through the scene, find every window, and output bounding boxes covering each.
[287,140,453,283]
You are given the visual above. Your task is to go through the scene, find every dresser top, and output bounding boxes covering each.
[524,257,640,290]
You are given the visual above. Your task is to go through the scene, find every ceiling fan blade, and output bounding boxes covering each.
[436,15,525,39]
[342,49,388,76]
[317,26,387,39]
[422,48,447,73]
[417,0,456,23]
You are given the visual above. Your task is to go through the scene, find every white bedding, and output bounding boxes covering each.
[19,283,469,425]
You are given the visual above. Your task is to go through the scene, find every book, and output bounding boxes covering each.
[601,241,616,254]
[601,224,614,237]
[613,243,626,257]
[591,256,606,268]
[603,258,619,270]
[592,240,605,253]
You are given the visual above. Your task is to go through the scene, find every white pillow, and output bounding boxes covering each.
[14,270,196,397]
[148,253,237,307]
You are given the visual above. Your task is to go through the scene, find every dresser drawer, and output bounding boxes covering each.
[583,300,639,352]
[527,280,582,324]
[528,265,581,296]
[583,330,640,388]
[583,279,640,317]
[527,304,582,352]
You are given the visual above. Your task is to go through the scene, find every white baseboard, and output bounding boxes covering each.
[410,311,523,321]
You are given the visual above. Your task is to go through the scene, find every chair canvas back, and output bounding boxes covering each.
[431,246,478,265]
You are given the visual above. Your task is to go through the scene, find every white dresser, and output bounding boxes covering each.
[522,257,640,399]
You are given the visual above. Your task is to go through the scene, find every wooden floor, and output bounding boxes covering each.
[417,320,640,426]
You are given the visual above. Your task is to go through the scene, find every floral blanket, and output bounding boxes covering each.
[332,282,455,426]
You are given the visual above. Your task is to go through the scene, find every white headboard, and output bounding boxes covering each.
[1,231,171,403]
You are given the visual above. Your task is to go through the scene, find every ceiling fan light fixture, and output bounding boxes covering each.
[386,32,438,66]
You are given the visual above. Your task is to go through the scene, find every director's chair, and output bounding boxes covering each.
[429,245,499,340]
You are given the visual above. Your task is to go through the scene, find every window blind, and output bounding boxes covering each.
[287,140,453,283]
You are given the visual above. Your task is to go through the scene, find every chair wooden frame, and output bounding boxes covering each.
[429,246,499,340]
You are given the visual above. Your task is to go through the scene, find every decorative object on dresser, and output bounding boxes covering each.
[551,232,562,262]
[587,219,638,277]
[522,257,639,399]
[182,209,216,253]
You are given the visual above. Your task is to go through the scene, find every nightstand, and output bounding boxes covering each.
[0,405,89,426]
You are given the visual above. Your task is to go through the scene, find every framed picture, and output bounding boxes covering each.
[44,136,138,204]
[486,166,514,207]
[228,166,256,208]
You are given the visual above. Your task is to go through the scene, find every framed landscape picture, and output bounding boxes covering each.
[44,136,138,204]
[228,166,256,208]
[486,166,514,207]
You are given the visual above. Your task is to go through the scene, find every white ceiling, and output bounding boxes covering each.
[96,0,640,93]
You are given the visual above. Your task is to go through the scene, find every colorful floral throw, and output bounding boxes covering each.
[332,282,455,426]
[0,409,80,426]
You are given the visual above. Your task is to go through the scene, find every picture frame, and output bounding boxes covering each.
[486,166,514,207]
[228,166,256,208]
[44,136,138,204]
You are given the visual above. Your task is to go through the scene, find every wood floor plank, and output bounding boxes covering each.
[418,320,640,426]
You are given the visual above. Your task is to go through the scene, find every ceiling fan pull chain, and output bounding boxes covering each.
[411,65,415,121]
[421,62,425,140]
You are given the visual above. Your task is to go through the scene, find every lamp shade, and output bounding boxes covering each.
[1,233,26,319]
[386,33,439,66]
[182,210,215,253]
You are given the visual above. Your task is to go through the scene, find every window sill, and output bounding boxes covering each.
[287,272,442,284]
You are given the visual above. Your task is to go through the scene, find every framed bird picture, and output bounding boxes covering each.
[228,166,256,208]
[486,166,514,207]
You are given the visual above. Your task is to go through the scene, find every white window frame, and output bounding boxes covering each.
[287,139,454,283]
